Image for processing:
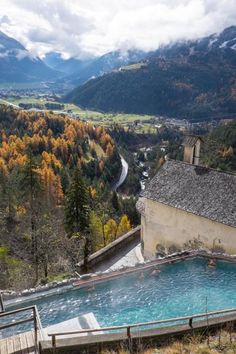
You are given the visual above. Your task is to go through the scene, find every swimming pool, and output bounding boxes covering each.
[4,258,236,332]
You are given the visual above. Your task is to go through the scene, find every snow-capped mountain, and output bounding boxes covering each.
[150,26,236,63]
[0,31,59,83]
[63,49,148,86]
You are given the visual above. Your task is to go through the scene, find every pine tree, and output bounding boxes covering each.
[111,191,120,212]
[64,169,90,237]
[64,169,91,271]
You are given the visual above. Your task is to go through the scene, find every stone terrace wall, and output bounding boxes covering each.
[77,226,141,272]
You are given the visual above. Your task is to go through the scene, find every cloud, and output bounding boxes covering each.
[0,0,236,58]
[0,15,11,25]
[15,49,33,60]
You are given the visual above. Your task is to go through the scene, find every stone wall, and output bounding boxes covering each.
[77,226,141,271]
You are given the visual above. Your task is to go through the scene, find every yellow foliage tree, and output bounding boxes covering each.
[104,218,118,243]
[106,142,114,157]
[117,214,131,237]
[0,157,8,175]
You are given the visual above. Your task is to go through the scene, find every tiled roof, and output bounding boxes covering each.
[182,136,203,147]
[141,160,236,228]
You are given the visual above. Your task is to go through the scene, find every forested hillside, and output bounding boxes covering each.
[65,58,236,120]
[201,120,236,172]
[0,106,136,290]
[0,105,120,186]
[65,27,236,121]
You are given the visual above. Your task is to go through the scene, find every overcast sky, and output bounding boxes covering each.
[0,0,236,59]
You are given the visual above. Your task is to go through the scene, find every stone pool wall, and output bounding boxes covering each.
[2,248,236,305]
[77,225,141,271]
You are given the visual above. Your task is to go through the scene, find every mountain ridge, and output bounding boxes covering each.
[64,26,236,121]
[60,49,148,86]
[0,31,60,83]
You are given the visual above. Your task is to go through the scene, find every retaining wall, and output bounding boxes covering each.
[77,226,141,271]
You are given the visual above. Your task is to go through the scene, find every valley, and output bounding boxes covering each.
[0,4,236,353]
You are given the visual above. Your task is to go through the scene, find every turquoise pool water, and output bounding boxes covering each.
[4,258,236,332]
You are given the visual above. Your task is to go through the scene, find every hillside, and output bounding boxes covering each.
[0,31,59,83]
[201,119,236,172]
[61,49,148,86]
[65,27,236,121]
[0,105,134,289]
[0,105,120,186]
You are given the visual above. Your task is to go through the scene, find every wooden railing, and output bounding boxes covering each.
[48,308,236,353]
[0,292,5,313]
[0,305,43,353]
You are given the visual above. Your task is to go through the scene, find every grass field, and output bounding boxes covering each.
[0,82,48,89]
[7,97,58,105]
[1,95,160,132]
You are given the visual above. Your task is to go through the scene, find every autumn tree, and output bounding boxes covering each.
[117,214,131,237]
[104,218,118,243]
[89,211,103,251]
[37,209,63,280]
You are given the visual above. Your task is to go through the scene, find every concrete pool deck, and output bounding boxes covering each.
[96,242,144,272]
[42,313,103,339]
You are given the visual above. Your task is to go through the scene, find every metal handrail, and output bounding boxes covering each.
[0,305,42,353]
[48,308,236,352]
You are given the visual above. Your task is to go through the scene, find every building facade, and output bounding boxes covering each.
[137,149,236,258]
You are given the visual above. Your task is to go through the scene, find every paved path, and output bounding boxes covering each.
[107,243,144,271]
[96,242,144,272]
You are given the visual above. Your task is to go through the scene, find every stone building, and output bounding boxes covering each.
[137,138,236,258]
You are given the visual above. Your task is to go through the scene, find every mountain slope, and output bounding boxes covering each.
[64,49,148,86]
[43,52,92,76]
[65,27,236,121]
[151,26,236,62]
[202,119,236,172]
[0,31,59,83]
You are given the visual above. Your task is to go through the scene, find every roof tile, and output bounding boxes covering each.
[141,160,236,228]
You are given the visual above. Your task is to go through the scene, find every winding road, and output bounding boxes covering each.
[113,155,129,191]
